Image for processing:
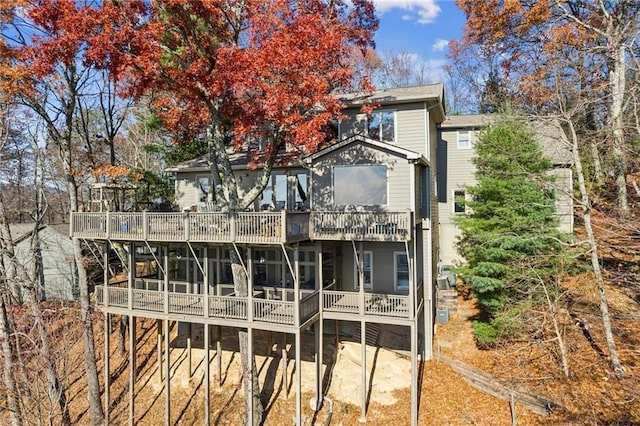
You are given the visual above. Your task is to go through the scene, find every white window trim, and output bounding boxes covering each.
[394,251,410,291]
[354,251,373,290]
[457,130,471,150]
[367,110,397,143]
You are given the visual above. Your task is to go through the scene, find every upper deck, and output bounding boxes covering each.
[70,210,414,243]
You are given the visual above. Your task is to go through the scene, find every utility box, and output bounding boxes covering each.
[437,308,449,325]
[437,277,449,290]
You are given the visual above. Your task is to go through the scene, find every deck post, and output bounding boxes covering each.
[164,319,171,425]
[360,319,367,422]
[127,242,134,310]
[105,211,111,239]
[129,315,136,426]
[163,245,169,314]
[295,330,302,426]
[204,247,209,318]
[247,248,253,322]
[282,333,288,399]
[204,321,210,426]
[357,242,364,315]
[104,313,110,424]
[216,325,222,388]
[315,321,322,411]
[411,322,418,426]
[247,327,254,426]
[103,241,109,308]
[157,319,162,381]
[187,323,192,378]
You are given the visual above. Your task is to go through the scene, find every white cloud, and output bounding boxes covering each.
[432,38,449,52]
[374,0,441,24]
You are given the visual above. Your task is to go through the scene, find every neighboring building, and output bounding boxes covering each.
[437,115,574,266]
[11,223,78,301]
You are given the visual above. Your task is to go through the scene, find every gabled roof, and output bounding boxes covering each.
[338,84,446,123]
[304,134,426,164]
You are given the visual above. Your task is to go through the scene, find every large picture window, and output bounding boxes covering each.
[368,110,395,142]
[394,252,409,291]
[334,165,387,206]
[197,176,211,203]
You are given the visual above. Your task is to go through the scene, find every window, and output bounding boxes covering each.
[197,176,212,203]
[457,131,471,149]
[454,190,466,213]
[334,165,387,206]
[260,174,288,211]
[394,252,409,291]
[294,174,308,210]
[354,251,373,290]
[368,111,395,142]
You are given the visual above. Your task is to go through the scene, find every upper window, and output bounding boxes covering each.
[454,189,466,213]
[197,176,212,203]
[260,174,287,211]
[368,111,395,143]
[394,252,410,291]
[457,131,471,149]
[333,165,387,206]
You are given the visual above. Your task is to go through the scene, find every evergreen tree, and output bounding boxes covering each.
[455,116,568,345]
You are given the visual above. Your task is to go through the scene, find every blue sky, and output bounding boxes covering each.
[372,0,467,82]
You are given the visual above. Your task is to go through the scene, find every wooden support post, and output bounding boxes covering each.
[360,320,366,422]
[164,319,170,425]
[411,322,418,426]
[216,325,222,388]
[282,333,288,399]
[104,313,110,424]
[247,328,254,426]
[295,331,302,426]
[315,322,322,411]
[129,315,136,426]
[188,322,192,378]
[157,319,162,382]
[204,321,210,426]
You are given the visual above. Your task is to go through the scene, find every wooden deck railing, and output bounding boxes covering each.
[96,285,316,327]
[310,211,412,241]
[323,290,412,319]
[71,211,310,244]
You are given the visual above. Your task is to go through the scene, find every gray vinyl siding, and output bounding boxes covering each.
[437,128,477,265]
[310,143,412,211]
[339,103,427,155]
[552,168,574,234]
[339,241,408,293]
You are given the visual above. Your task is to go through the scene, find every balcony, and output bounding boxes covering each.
[71,211,310,244]
[95,283,319,330]
[321,280,423,322]
[310,211,412,242]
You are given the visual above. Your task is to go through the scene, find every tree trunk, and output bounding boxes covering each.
[0,292,23,426]
[118,315,127,355]
[229,250,264,425]
[26,223,72,425]
[0,195,23,304]
[567,120,623,374]
[609,45,629,216]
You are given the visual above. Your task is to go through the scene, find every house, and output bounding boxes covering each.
[437,114,574,266]
[70,86,575,425]
[70,84,445,426]
[10,223,78,301]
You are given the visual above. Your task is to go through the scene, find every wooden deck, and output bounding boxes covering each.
[71,210,413,243]
[95,285,319,329]
[322,290,413,320]
[71,211,310,244]
[310,211,412,241]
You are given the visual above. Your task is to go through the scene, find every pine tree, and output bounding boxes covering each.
[455,116,568,345]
